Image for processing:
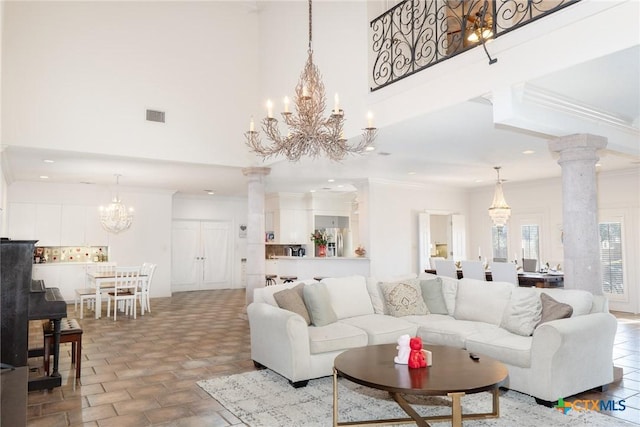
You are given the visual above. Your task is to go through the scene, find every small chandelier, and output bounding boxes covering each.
[244,0,377,162]
[467,4,494,43]
[488,166,511,228]
[99,174,134,234]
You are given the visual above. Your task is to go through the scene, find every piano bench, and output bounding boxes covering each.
[43,318,83,380]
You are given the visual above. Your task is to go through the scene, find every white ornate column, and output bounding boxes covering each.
[242,167,271,305]
[548,134,607,295]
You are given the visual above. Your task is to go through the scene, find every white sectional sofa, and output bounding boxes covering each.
[247,274,617,403]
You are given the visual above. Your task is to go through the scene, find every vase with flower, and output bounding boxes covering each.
[310,230,328,257]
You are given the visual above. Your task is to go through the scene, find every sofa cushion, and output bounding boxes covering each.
[415,318,498,348]
[466,329,533,368]
[308,322,368,354]
[379,278,428,317]
[534,288,592,317]
[537,293,573,326]
[339,314,418,345]
[419,277,448,315]
[454,279,514,325]
[303,282,337,327]
[500,287,542,336]
[323,276,374,320]
[273,284,311,325]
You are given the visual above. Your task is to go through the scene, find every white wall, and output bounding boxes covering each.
[172,194,248,288]
[2,1,260,167]
[468,168,640,313]
[7,181,174,298]
[367,179,468,278]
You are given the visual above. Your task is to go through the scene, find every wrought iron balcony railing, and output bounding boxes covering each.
[370,0,581,91]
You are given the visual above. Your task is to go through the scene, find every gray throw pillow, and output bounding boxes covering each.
[273,284,311,325]
[537,292,573,326]
[379,278,428,317]
[500,288,542,336]
[303,282,337,326]
[419,277,448,315]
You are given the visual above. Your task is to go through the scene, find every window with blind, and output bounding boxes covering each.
[521,225,540,261]
[600,222,624,295]
[491,226,508,261]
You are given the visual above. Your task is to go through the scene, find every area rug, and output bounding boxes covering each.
[197,370,634,426]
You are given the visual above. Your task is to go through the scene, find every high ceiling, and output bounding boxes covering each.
[3,43,638,197]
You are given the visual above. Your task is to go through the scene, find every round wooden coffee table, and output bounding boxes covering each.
[333,344,508,427]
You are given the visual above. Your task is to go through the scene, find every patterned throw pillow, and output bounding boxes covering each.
[379,278,429,317]
[537,292,573,326]
[273,284,311,325]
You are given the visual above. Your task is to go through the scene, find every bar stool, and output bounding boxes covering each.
[43,318,83,380]
[266,275,278,286]
[280,275,297,283]
[313,276,326,282]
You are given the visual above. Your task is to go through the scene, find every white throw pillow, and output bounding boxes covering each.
[322,276,374,319]
[454,279,514,325]
[500,287,542,336]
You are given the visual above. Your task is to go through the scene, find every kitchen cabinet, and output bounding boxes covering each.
[60,205,87,246]
[8,203,37,240]
[34,204,61,246]
[32,263,91,302]
[277,209,309,244]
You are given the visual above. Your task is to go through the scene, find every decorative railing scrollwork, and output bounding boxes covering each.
[370,0,580,91]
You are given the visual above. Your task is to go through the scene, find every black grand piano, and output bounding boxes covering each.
[1,240,67,426]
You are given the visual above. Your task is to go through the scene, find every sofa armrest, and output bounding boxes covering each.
[247,302,311,383]
[529,312,617,401]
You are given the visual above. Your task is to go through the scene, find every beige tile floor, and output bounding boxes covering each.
[26,289,640,426]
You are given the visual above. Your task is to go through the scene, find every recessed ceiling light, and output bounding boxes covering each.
[407,171,416,175]
[595,163,602,168]
[40,175,49,179]
[474,179,483,183]
[365,146,376,152]
[43,159,55,163]
[327,179,335,183]
[309,189,316,193]
[337,184,344,188]
[204,190,215,195]
[522,150,535,155]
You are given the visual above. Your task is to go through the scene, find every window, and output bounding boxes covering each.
[600,222,624,295]
[491,226,508,261]
[521,225,539,261]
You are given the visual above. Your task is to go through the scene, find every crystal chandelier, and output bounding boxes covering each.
[488,166,511,228]
[245,0,377,162]
[99,174,134,234]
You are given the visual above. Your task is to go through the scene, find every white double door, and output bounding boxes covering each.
[172,220,232,291]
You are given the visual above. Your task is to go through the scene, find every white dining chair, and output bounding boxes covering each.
[434,259,457,279]
[490,261,519,286]
[461,260,486,281]
[138,263,156,315]
[523,258,538,273]
[74,262,118,319]
[107,266,141,321]
[429,257,445,270]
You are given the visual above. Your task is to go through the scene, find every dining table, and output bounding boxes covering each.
[86,271,147,319]
[423,269,564,288]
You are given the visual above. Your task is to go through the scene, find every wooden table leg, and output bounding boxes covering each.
[333,368,339,427]
[447,392,465,427]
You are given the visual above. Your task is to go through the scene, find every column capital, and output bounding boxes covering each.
[242,167,271,177]
[548,134,607,163]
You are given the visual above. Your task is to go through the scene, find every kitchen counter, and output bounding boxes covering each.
[274,256,370,279]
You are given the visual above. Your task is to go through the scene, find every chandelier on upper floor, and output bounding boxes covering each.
[488,166,511,228]
[99,174,134,234]
[244,0,377,162]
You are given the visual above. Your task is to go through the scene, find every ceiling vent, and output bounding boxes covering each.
[146,109,165,123]
[377,151,391,156]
